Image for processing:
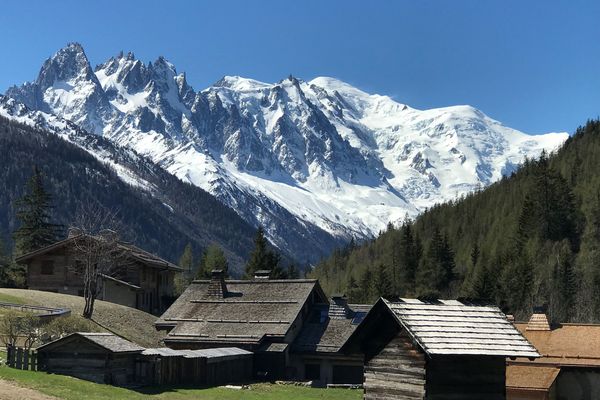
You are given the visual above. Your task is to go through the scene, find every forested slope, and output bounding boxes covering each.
[312,119,600,322]
[0,116,256,273]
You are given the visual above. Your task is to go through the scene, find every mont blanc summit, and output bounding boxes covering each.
[5,43,568,261]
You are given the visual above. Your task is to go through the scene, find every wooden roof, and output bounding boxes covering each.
[142,347,251,359]
[387,298,539,357]
[293,304,371,353]
[512,323,600,367]
[157,279,327,345]
[506,365,560,391]
[37,332,144,354]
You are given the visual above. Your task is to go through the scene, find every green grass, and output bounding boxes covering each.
[0,289,165,347]
[0,292,28,305]
[0,367,361,400]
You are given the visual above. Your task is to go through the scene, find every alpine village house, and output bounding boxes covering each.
[156,269,538,397]
[16,234,182,314]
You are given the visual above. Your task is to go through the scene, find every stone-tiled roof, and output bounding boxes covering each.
[387,298,540,358]
[38,332,144,353]
[293,304,371,353]
[157,279,325,346]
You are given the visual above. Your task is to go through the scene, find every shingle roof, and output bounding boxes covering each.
[386,298,540,358]
[157,279,325,345]
[37,332,144,353]
[506,365,560,391]
[513,323,600,367]
[293,304,371,353]
[142,347,251,359]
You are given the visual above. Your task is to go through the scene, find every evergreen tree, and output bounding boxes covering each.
[196,244,229,279]
[13,167,62,255]
[415,228,455,298]
[178,243,194,275]
[346,275,361,303]
[174,243,194,295]
[374,264,394,298]
[245,226,282,278]
[358,269,374,303]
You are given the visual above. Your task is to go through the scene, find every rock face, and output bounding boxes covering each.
[5,44,569,262]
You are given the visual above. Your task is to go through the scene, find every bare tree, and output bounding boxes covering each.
[0,310,23,347]
[69,205,130,319]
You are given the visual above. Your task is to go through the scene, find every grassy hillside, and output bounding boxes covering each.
[312,119,600,323]
[0,367,359,400]
[0,289,164,347]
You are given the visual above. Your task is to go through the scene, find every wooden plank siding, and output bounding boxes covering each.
[364,332,426,400]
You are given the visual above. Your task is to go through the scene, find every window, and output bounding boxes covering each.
[41,260,54,275]
[305,363,321,381]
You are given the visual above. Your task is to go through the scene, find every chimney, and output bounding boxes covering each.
[208,270,227,298]
[254,270,272,280]
[329,295,351,319]
[67,227,83,238]
[526,305,551,331]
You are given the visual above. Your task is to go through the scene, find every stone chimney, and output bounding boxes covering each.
[526,305,551,331]
[67,227,83,238]
[329,295,351,319]
[208,270,227,298]
[254,270,272,280]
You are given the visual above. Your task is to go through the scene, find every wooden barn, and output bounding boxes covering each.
[138,347,253,386]
[36,332,144,386]
[16,234,182,314]
[342,298,539,400]
[155,270,329,380]
[506,309,600,400]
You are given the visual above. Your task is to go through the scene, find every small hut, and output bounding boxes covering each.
[138,347,253,386]
[36,332,144,386]
[342,298,539,400]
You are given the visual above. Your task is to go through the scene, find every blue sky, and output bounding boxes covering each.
[1,0,598,134]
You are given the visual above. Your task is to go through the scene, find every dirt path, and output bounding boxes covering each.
[0,379,58,400]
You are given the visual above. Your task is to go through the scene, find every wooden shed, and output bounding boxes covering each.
[138,347,253,386]
[342,298,540,400]
[36,332,144,386]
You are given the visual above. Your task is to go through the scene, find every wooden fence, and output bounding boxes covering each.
[6,345,38,371]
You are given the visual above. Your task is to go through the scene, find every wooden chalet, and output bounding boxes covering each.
[506,309,600,400]
[37,332,144,386]
[156,270,373,384]
[342,298,539,400]
[16,235,182,314]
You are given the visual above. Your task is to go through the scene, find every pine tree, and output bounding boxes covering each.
[415,228,455,298]
[358,269,374,303]
[196,244,229,279]
[245,226,282,278]
[13,167,62,255]
[174,243,194,295]
[346,275,361,303]
[374,264,394,298]
[178,243,194,275]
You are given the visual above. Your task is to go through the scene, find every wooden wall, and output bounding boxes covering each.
[364,330,426,400]
[426,355,506,400]
[37,337,138,385]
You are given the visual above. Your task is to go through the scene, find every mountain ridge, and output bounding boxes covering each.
[5,43,568,263]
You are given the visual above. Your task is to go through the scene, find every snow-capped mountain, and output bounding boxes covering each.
[5,43,568,260]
